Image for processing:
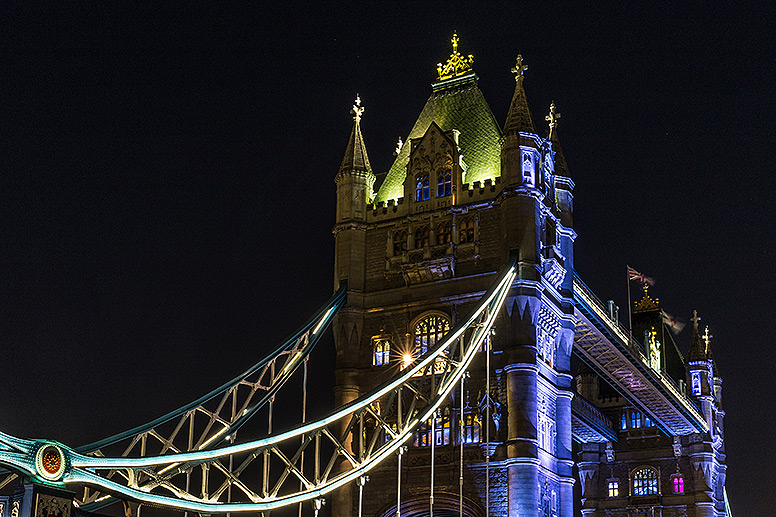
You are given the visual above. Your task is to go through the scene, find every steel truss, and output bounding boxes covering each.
[0,259,516,513]
[0,284,346,511]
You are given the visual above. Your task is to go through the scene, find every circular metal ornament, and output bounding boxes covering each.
[35,444,66,481]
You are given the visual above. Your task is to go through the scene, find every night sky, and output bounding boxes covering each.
[1,3,774,515]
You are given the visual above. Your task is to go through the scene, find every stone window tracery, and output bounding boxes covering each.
[459,218,475,244]
[412,312,450,356]
[393,230,407,256]
[608,480,619,497]
[414,226,429,248]
[437,168,452,197]
[537,394,555,454]
[673,475,684,494]
[631,467,659,496]
[372,337,391,366]
[415,174,430,202]
[437,221,452,244]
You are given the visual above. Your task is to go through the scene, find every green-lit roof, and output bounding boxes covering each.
[375,76,503,203]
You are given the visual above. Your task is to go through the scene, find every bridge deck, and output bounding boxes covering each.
[573,274,707,436]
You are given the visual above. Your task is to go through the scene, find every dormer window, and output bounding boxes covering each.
[437,168,452,197]
[415,174,430,202]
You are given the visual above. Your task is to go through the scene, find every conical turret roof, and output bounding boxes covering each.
[503,55,536,135]
[339,95,372,174]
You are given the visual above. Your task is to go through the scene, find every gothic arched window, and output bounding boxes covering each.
[413,312,451,356]
[673,475,684,494]
[393,230,407,256]
[632,467,659,496]
[437,221,452,244]
[631,410,642,429]
[461,411,480,444]
[415,174,430,202]
[414,226,429,248]
[434,407,451,445]
[372,337,391,366]
[459,218,475,244]
[437,168,452,197]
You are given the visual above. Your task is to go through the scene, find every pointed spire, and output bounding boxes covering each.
[546,101,570,177]
[503,54,536,135]
[703,325,721,377]
[688,310,707,362]
[339,95,372,174]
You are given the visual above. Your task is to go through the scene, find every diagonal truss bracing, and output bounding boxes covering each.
[0,257,517,513]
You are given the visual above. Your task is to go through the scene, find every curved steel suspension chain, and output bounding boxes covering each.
[0,284,346,511]
[0,257,515,513]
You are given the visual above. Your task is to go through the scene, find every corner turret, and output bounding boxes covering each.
[501,55,541,188]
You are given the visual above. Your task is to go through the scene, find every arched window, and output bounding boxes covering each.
[414,226,429,248]
[437,221,452,244]
[632,467,659,496]
[415,174,430,202]
[631,411,642,429]
[621,412,628,430]
[673,475,684,493]
[393,230,407,256]
[437,168,452,197]
[460,411,480,444]
[372,337,391,366]
[413,312,451,356]
[644,415,653,428]
[459,218,475,244]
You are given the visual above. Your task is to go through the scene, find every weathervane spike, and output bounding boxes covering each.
[690,310,700,331]
[452,33,459,53]
[511,54,528,84]
[350,94,364,122]
[546,101,561,136]
[703,325,713,354]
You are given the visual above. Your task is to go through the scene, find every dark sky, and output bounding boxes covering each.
[1,3,774,515]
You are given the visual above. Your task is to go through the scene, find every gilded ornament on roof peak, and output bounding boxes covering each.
[436,33,475,81]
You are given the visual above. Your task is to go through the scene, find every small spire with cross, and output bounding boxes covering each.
[546,101,561,137]
[351,94,364,122]
[511,54,528,85]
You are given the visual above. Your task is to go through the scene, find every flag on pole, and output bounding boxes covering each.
[662,311,685,334]
[627,266,655,286]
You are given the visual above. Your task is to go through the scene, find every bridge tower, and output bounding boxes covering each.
[332,36,576,517]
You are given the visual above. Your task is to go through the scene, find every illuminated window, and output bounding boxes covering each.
[372,338,391,366]
[415,174,430,202]
[413,313,451,356]
[437,168,452,197]
[691,371,701,396]
[460,411,480,444]
[522,150,535,184]
[621,412,628,430]
[673,476,684,494]
[434,407,451,445]
[631,411,642,429]
[644,415,653,428]
[393,230,407,256]
[414,226,429,248]
[459,218,475,243]
[632,467,658,496]
[608,480,619,497]
[437,221,452,244]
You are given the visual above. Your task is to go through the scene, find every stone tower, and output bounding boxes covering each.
[332,36,576,517]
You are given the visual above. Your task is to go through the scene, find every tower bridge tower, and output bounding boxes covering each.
[332,37,576,517]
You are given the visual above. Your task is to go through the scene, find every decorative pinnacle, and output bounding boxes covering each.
[394,136,404,156]
[452,33,459,53]
[436,33,475,81]
[511,54,528,84]
[350,94,364,122]
[690,310,700,331]
[546,101,561,136]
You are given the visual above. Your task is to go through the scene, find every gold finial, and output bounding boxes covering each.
[546,101,561,136]
[690,310,701,332]
[633,283,659,312]
[437,33,475,81]
[351,94,364,122]
[511,54,528,84]
[703,326,713,354]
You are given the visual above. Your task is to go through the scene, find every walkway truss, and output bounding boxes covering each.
[0,260,517,514]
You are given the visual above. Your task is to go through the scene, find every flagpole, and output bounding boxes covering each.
[626,265,633,339]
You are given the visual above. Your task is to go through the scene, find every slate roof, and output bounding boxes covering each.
[688,320,707,362]
[375,75,502,203]
[503,79,536,135]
